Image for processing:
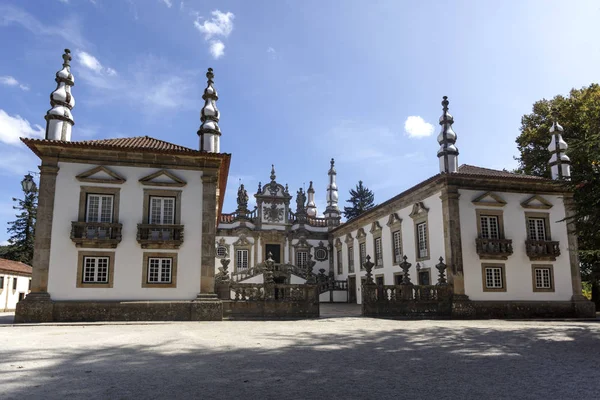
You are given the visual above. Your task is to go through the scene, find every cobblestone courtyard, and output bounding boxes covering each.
[1,307,599,399]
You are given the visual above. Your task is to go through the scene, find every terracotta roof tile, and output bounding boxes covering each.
[0,258,32,275]
[457,164,548,180]
[75,136,197,152]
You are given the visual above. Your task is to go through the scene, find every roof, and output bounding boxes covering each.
[21,136,205,155]
[0,259,32,276]
[457,164,548,180]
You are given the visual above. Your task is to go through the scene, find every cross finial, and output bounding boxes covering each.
[442,95,449,112]
[206,67,214,82]
[62,49,72,67]
[270,164,276,181]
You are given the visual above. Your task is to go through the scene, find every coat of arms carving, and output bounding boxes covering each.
[263,203,284,223]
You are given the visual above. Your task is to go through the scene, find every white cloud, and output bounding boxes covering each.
[194,10,234,59]
[0,110,44,145]
[161,0,172,8]
[267,47,276,54]
[210,41,225,59]
[404,116,434,138]
[0,76,30,91]
[58,0,69,3]
[77,51,117,76]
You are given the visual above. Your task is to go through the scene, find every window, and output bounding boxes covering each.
[374,237,383,267]
[77,251,115,288]
[348,246,354,273]
[528,218,547,241]
[149,196,175,225]
[0,276,4,289]
[147,258,172,283]
[481,264,506,292]
[86,194,114,223]
[28,279,31,290]
[480,215,499,239]
[141,252,177,288]
[416,222,428,259]
[359,242,366,270]
[418,270,431,285]
[216,245,228,258]
[532,265,554,292]
[296,251,308,268]
[12,277,18,290]
[337,250,343,274]
[82,256,109,283]
[392,230,402,264]
[237,249,249,270]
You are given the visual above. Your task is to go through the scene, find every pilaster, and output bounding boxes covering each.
[563,194,590,302]
[440,183,466,296]
[200,172,218,294]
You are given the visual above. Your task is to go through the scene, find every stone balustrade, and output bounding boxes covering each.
[70,221,122,248]
[476,238,514,259]
[136,224,184,249]
[525,240,561,260]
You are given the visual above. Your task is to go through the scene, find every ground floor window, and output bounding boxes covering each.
[532,265,554,292]
[148,258,172,284]
[296,250,308,268]
[482,264,506,292]
[418,270,430,285]
[83,257,110,283]
[237,249,249,270]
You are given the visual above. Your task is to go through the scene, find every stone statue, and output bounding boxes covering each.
[237,183,249,212]
[296,188,306,214]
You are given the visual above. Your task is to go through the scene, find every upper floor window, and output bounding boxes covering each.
[480,215,500,239]
[0,276,4,289]
[416,222,428,259]
[527,218,547,241]
[337,250,343,274]
[150,196,175,225]
[359,242,367,270]
[392,230,402,264]
[374,237,383,267]
[348,246,354,273]
[296,251,308,268]
[12,277,18,290]
[236,249,249,271]
[86,194,114,223]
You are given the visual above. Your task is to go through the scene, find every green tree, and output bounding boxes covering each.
[515,83,600,307]
[343,180,375,220]
[4,184,38,265]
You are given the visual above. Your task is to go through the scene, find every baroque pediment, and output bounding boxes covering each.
[139,169,186,187]
[409,202,429,219]
[386,213,402,227]
[76,165,126,184]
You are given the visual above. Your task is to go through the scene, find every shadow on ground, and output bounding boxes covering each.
[1,320,599,399]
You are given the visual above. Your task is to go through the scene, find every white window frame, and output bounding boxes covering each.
[484,267,503,289]
[82,256,110,283]
[337,250,343,274]
[359,242,367,270]
[480,215,500,239]
[86,194,114,223]
[392,230,402,264]
[149,196,176,225]
[374,237,383,267]
[348,246,354,273]
[296,250,308,268]
[236,249,249,271]
[417,222,428,259]
[147,257,172,284]
[534,267,552,289]
[528,218,547,241]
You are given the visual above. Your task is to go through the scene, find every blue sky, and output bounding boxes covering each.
[1,0,599,243]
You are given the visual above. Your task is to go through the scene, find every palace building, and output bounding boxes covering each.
[15,49,594,322]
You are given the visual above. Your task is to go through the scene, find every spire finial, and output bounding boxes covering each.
[437,95,459,173]
[62,49,72,67]
[198,67,221,152]
[270,164,276,181]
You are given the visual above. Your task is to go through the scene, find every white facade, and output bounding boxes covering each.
[459,190,573,301]
[48,162,204,301]
[1,273,31,311]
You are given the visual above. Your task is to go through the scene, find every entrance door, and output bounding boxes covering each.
[348,276,357,303]
[265,244,281,263]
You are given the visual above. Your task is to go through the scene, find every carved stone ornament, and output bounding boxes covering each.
[237,184,249,211]
[314,241,328,261]
[356,228,367,239]
[233,234,252,247]
[263,203,284,223]
[409,202,429,219]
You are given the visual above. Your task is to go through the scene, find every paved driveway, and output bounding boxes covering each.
[1,312,599,399]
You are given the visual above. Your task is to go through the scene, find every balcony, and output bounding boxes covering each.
[71,222,122,248]
[475,238,513,260]
[137,224,184,249]
[525,240,560,261]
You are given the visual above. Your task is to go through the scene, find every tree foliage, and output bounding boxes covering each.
[4,187,37,265]
[343,180,375,220]
[515,83,600,305]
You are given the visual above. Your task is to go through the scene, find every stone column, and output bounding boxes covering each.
[15,160,59,323]
[563,195,595,316]
[191,171,222,321]
[440,182,474,318]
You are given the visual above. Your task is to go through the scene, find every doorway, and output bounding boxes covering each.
[348,276,356,303]
[265,244,281,263]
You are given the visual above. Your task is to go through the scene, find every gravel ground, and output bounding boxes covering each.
[1,308,599,400]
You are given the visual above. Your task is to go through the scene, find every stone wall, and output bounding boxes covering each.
[223,300,319,320]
